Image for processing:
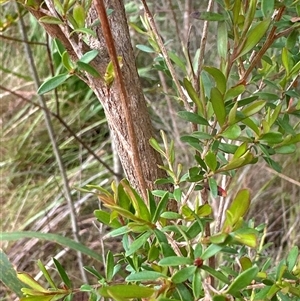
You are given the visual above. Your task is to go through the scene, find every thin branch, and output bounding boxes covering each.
[140,0,191,111]
[45,34,60,116]
[0,85,120,177]
[201,186,215,288]
[15,1,87,282]
[0,34,47,46]
[265,166,300,188]
[194,0,214,93]
[239,6,286,84]
[93,0,148,202]
[166,0,182,44]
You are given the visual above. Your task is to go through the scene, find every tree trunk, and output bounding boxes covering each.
[25,0,168,197]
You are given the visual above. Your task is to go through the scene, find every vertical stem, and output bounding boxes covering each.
[194,0,215,93]
[141,0,190,111]
[15,1,87,282]
[94,0,148,202]
[201,187,215,288]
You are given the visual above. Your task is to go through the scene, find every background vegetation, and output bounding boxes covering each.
[0,0,299,300]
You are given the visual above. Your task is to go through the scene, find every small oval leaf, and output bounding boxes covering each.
[37,73,70,95]
[237,19,270,58]
[178,111,209,126]
[226,265,259,295]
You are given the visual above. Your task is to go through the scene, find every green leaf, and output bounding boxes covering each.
[208,177,218,197]
[174,187,182,202]
[180,136,203,152]
[197,204,212,217]
[218,151,255,172]
[83,266,104,281]
[53,0,64,15]
[121,180,151,222]
[62,51,74,71]
[263,156,282,172]
[254,92,279,101]
[99,284,154,299]
[125,232,151,256]
[17,272,47,292]
[126,271,167,282]
[204,66,227,94]
[286,29,298,50]
[1,232,103,262]
[259,132,283,144]
[275,144,296,154]
[77,61,101,77]
[177,111,209,126]
[192,269,202,299]
[175,283,194,301]
[136,44,155,53]
[37,260,57,289]
[266,284,282,300]
[205,151,217,172]
[191,132,213,140]
[183,78,204,114]
[129,22,147,35]
[224,84,245,101]
[237,96,259,108]
[239,257,252,271]
[37,73,70,95]
[287,246,299,272]
[158,256,193,266]
[53,258,72,288]
[232,0,241,24]
[211,87,226,126]
[79,50,99,64]
[106,250,114,281]
[217,21,228,59]
[148,245,160,262]
[282,47,291,75]
[231,228,258,247]
[233,142,248,159]
[242,117,260,135]
[290,60,300,77]
[153,192,170,222]
[218,143,238,154]
[70,27,97,37]
[226,265,259,295]
[193,11,227,21]
[279,133,300,146]
[171,266,197,284]
[149,137,165,156]
[201,244,223,260]
[209,232,228,244]
[168,51,186,72]
[261,0,274,18]
[268,103,282,127]
[0,250,25,297]
[222,189,250,231]
[221,124,241,139]
[237,19,270,58]
[73,2,85,28]
[201,265,230,284]
[160,212,182,219]
[94,210,122,228]
[241,100,266,119]
[39,16,64,24]
[108,206,145,224]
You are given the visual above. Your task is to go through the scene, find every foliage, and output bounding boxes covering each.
[1,0,300,300]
